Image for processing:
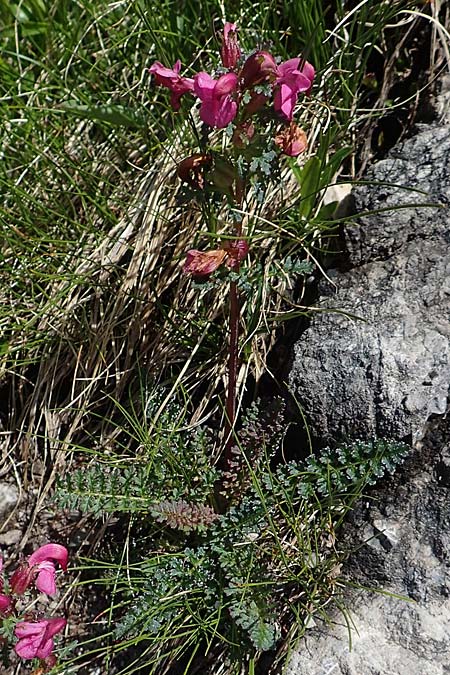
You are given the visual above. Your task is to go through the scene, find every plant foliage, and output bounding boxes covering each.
[55,397,410,672]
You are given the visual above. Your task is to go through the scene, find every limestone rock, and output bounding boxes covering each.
[286,417,450,675]
[289,124,450,444]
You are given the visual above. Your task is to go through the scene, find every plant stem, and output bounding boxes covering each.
[224,268,240,462]
[223,176,245,467]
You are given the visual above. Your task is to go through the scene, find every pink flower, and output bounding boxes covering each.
[14,617,66,660]
[275,122,308,156]
[149,60,194,110]
[240,50,277,89]
[194,72,238,128]
[221,22,240,69]
[183,249,227,276]
[10,543,68,597]
[274,58,315,121]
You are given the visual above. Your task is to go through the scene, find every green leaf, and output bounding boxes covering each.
[59,101,146,129]
[298,156,321,219]
[321,146,353,186]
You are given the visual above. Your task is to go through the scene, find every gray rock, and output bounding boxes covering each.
[289,123,450,444]
[286,418,450,675]
[0,482,19,523]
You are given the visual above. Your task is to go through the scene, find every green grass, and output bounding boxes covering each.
[0,0,447,673]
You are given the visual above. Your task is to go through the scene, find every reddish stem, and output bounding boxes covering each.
[224,272,240,462]
[223,176,245,468]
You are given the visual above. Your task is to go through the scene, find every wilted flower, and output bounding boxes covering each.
[177,153,211,189]
[221,22,240,70]
[194,72,238,128]
[10,544,68,597]
[183,249,228,276]
[14,617,66,660]
[149,60,194,110]
[223,239,249,268]
[275,122,308,156]
[274,57,315,121]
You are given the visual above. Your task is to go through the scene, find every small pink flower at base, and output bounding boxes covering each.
[10,543,68,597]
[223,239,249,268]
[15,617,66,660]
[240,51,278,89]
[194,72,238,128]
[221,22,240,70]
[183,249,228,276]
[275,123,308,157]
[149,60,194,111]
[274,58,315,121]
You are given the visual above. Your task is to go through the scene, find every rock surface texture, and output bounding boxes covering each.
[287,123,450,674]
[286,418,450,675]
[289,124,450,444]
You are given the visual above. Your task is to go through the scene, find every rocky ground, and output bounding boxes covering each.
[287,98,450,674]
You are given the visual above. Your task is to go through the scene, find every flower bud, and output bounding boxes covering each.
[221,22,240,70]
[240,51,277,89]
[10,562,36,595]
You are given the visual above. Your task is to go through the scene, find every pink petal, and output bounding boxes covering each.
[169,78,194,110]
[148,61,178,82]
[277,58,314,94]
[15,620,47,639]
[15,636,41,659]
[214,97,238,128]
[198,100,218,127]
[194,72,216,100]
[214,72,238,97]
[43,617,67,639]
[241,50,277,89]
[274,83,296,121]
[15,621,47,659]
[14,618,66,660]
[29,543,69,571]
[36,637,56,659]
[35,561,57,596]
[300,60,315,84]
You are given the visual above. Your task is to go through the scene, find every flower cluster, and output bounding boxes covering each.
[150,22,313,134]
[149,22,314,278]
[0,544,68,672]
